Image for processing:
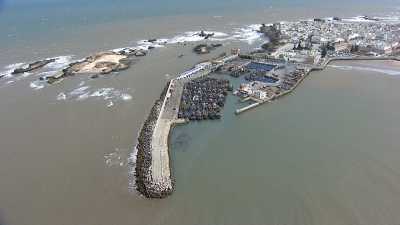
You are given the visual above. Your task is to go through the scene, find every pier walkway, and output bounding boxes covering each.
[150,79,184,192]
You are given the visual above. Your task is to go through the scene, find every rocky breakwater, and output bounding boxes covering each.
[45,52,131,83]
[135,82,174,198]
[12,58,56,75]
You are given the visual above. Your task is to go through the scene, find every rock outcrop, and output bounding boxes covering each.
[12,58,56,75]
[193,43,222,54]
[46,52,131,84]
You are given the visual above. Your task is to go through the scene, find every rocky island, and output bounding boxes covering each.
[45,52,132,83]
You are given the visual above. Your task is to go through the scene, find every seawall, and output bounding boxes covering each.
[135,81,174,198]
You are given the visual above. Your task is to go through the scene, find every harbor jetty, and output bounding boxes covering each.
[135,54,237,198]
[135,79,186,198]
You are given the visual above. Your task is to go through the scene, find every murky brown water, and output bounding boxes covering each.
[1,6,400,225]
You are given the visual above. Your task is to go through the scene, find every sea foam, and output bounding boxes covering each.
[232,24,264,44]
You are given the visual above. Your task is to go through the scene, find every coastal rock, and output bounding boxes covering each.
[197,30,215,39]
[193,43,222,54]
[134,50,147,57]
[12,58,56,75]
[45,52,131,83]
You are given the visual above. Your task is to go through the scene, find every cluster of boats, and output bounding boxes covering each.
[279,68,306,91]
[178,78,231,121]
[244,72,279,83]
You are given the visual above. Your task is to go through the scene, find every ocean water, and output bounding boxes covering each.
[1,1,400,225]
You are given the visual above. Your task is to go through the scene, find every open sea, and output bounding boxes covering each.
[1,0,400,225]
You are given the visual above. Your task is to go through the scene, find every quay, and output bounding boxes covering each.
[235,102,260,114]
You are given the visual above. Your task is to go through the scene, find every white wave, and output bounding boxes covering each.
[21,72,32,78]
[127,146,138,193]
[56,92,67,100]
[329,64,400,76]
[66,87,133,104]
[38,70,58,77]
[45,55,74,70]
[90,87,114,98]
[105,148,128,167]
[232,24,264,44]
[111,47,128,53]
[0,63,25,79]
[167,31,229,44]
[70,86,90,96]
[121,93,132,101]
[61,86,132,107]
[107,101,114,108]
[77,92,90,101]
[29,80,45,90]
[5,63,25,70]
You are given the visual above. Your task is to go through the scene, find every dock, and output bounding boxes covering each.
[235,102,261,114]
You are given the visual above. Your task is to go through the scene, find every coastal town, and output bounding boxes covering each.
[134,15,400,198]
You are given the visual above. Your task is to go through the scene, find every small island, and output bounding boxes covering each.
[45,51,133,83]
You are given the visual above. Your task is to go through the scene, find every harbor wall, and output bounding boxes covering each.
[135,81,173,198]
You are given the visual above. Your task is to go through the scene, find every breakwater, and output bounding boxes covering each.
[317,56,400,69]
[135,81,173,198]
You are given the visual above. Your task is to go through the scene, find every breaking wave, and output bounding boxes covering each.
[57,86,133,107]
[128,144,138,193]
